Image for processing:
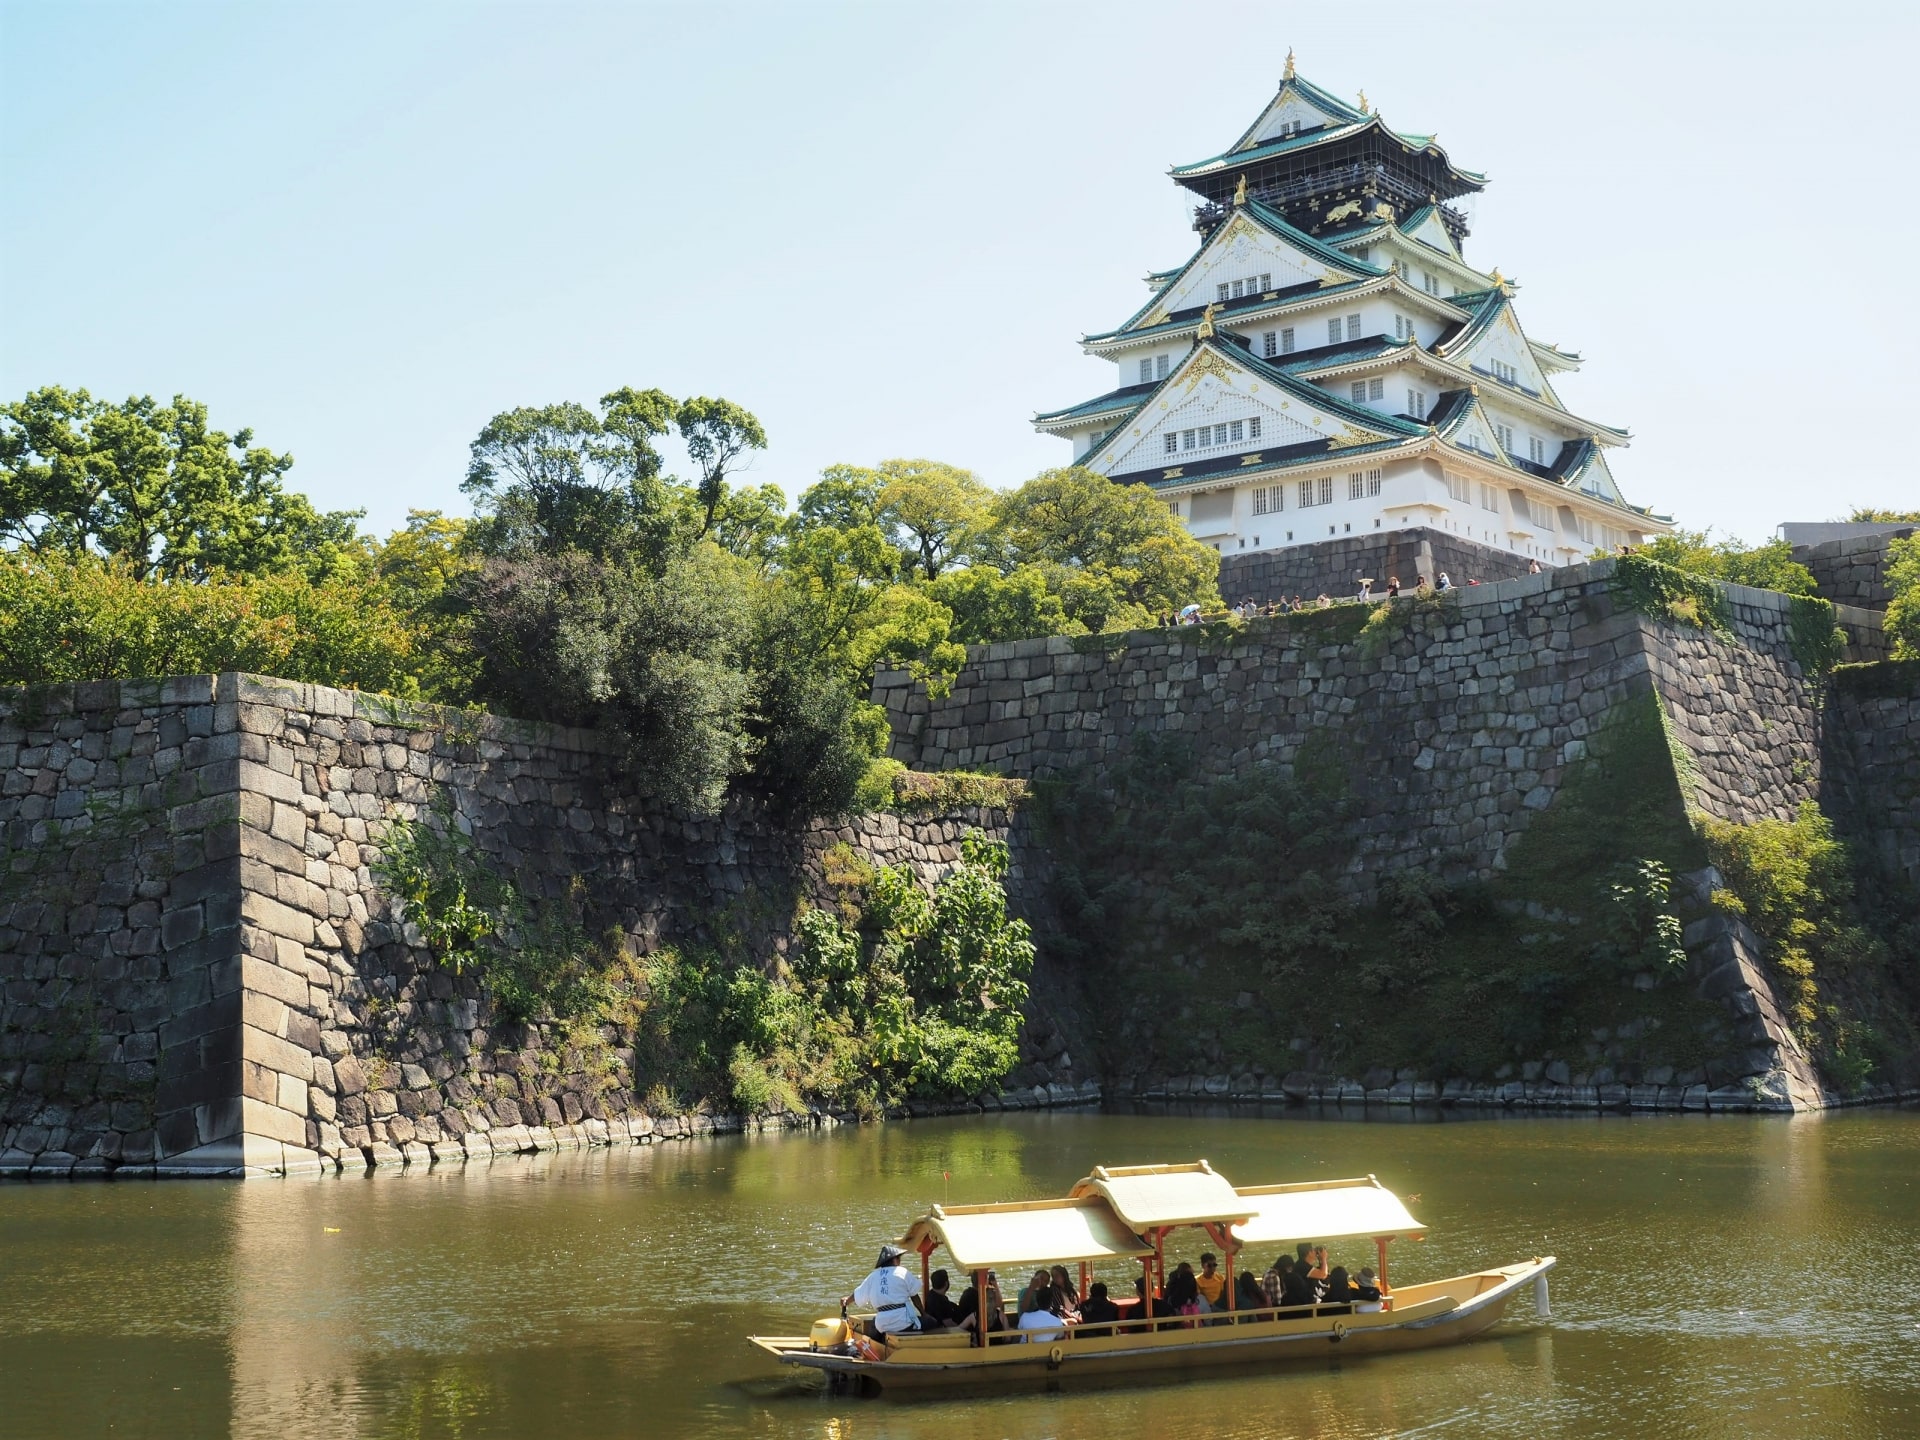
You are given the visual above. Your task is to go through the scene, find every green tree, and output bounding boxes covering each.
[993,466,1219,630]
[1843,507,1920,523]
[677,396,767,539]
[0,552,420,693]
[369,510,480,701]
[0,386,362,581]
[875,458,994,580]
[926,563,1074,645]
[1885,532,1920,659]
[1638,528,1816,596]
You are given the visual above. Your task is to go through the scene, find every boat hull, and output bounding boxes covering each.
[750,1257,1553,1398]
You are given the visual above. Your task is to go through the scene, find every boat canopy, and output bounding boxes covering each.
[1068,1161,1255,1230]
[897,1197,1155,1272]
[1231,1175,1427,1248]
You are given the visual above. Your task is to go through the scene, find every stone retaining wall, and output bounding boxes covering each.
[1216,526,1533,608]
[1793,527,1912,611]
[1,676,1069,1178]
[875,558,1908,1112]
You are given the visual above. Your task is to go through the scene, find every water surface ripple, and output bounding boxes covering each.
[3,1107,1916,1438]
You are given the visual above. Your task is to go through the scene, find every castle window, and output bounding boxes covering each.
[1168,500,1182,516]
[1280,328,1296,354]
[1183,430,1196,450]
[1259,272,1271,291]
[1252,486,1271,516]
[1351,382,1368,403]
[1157,354,1170,379]
[1495,423,1515,453]
[1298,476,1333,507]
[1367,468,1383,496]
[1369,377,1384,400]
[1479,483,1500,512]
[1528,435,1546,464]
[1347,313,1362,340]
[1348,470,1367,500]
[1263,331,1278,357]
[1229,420,1244,442]
[1165,433,1179,455]
[1248,416,1262,439]
[1445,474,1472,503]
[1140,358,1153,384]
[1406,388,1429,417]
[1354,247,1371,264]
[1395,314,1416,341]
[1218,283,1230,302]
[1231,280,1244,298]
[1327,319,1342,344]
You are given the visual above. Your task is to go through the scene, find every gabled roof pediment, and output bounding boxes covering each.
[1086,337,1421,482]
[1429,389,1519,468]
[1397,205,1459,258]
[1122,202,1380,333]
[1431,288,1561,407]
[1232,72,1369,152]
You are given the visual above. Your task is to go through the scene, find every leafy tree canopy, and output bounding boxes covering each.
[0,386,362,582]
[1637,528,1817,597]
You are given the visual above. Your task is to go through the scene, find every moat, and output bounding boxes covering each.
[4,1106,1916,1439]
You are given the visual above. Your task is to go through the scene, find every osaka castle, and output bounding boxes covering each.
[1034,56,1671,592]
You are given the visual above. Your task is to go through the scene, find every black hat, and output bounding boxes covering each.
[877,1244,907,1269]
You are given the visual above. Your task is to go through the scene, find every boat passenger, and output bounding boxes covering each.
[1263,1254,1293,1309]
[1017,1269,1052,1315]
[1165,1262,1202,1323]
[1321,1265,1356,1314]
[922,1269,965,1329]
[1235,1269,1263,1320]
[845,1244,923,1337]
[1193,1253,1227,1312]
[1134,1275,1174,1322]
[1355,1267,1390,1313]
[1016,1285,1068,1343]
[953,1270,1006,1335]
[1281,1253,1321,1308]
[1049,1265,1082,1321]
[1078,1281,1120,1330]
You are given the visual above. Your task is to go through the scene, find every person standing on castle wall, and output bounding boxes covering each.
[1358,578,1374,601]
[1386,577,1400,597]
[1529,558,1542,574]
[1437,572,1453,591]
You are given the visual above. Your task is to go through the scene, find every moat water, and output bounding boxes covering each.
[3,1106,1917,1439]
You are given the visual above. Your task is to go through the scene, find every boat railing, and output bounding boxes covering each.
[984,1296,1384,1343]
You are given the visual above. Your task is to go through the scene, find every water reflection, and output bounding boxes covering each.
[2,1107,1917,1439]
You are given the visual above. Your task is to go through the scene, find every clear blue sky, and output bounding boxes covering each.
[4,1,1916,542]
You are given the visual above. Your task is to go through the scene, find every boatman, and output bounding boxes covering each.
[844,1244,923,1337]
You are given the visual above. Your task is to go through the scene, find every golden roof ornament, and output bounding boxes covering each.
[1283,48,1296,80]
[1197,301,1220,339]
[1358,90,1370,114]
[1233,174,1249,206]
[1490,268,1510,292]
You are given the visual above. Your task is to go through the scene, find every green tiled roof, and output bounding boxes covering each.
[1034,382,1155,426]
[1173,115,1487,186]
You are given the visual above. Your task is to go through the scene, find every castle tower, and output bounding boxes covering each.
[1034,58,1671,595]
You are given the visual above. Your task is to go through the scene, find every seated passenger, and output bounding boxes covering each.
[1165,1262,1201,1324]
[1263,1254,1293,1308]
[1134,1275,1173,1319]
[1193,1253,1227,1312]
[1017,1269,1052,1315]
[1281,1250,1322,1308]
[1049,1265,1082,1322]
[953,1270,1007,1335]
[921,1268,964,1329]
[1078,1281,1120,1329]
[844,1244,922,1337]
[1354,1267,1390,1313]
[1321,1264,1356,1314]
[1017,1284,1068,1343]
[1236,1269,1263,1319]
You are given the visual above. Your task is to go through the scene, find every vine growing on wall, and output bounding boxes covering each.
[1610,554,1731,633]
[372,808,608,1024]
[1786,595,1846,677]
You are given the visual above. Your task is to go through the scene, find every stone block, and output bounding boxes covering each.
[241,1096,309,1146]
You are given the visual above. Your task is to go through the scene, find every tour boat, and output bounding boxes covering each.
[748,1162,1554,1396]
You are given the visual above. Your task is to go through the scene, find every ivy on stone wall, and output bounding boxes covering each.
[372,810,608,1024]
[1610,554,1731,634]
[1786,595,1846,677]
[631,833,1034,1116]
